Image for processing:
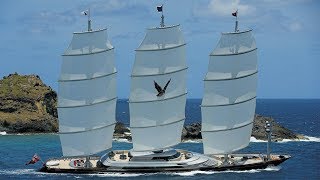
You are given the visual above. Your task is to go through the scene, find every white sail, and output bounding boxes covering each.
[129,25,187,151]
[58,28,117,156]
[201,30,257,154]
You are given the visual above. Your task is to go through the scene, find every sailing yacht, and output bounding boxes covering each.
[41,8,290,174]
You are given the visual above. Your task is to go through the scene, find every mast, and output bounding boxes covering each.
[129,8,187,152]
[87,8,92,31]
[58,21,117,156]
[265,121,272,160]
[201,25,258,154]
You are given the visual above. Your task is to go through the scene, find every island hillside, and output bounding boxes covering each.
[0,73,304,141]
[0,73,58,133]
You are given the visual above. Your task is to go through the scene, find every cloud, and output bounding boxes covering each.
[191,0,311,33]
[194,0,256,17]
[86,0,150,17]
[288,21,302,32]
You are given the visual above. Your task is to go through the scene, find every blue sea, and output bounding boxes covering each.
[0,99,319,179]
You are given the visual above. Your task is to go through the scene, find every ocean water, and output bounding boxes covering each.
[0,99,319,179]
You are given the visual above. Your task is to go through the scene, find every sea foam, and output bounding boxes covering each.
[250,136,320,143]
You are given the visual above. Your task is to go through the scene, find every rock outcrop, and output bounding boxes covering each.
[180,114,304,141]
[0,73,58,133]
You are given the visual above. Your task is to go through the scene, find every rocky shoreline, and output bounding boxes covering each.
[113,114,307,142]
[0,74,307,141]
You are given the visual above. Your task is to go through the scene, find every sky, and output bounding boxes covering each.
[0,0,319,99]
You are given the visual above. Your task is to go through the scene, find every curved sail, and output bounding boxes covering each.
[58,28,116,156]
[201,30,257,154]
[130,25,187,151]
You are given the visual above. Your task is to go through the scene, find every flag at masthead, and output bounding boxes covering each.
[81,8,92,31]
[157,5,165,27]
[232,10,239,32]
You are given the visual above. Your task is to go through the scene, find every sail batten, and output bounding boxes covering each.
[59,122,117,134]
[210,48,257,56]
[136,43,186,51]
[129,93,187,103]
[130,24,187,151]
[59,71,117,82]
[201,96,256,107]
[58,28,116,156]
[201,29,258,155]
[131,67,187,77]
[62,47,114,56]
[131,118,185,128]
[58,96,117,108]
[202,121,253,133]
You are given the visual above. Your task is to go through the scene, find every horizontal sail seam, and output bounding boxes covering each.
[210,48,257,56]
[221,29,252,35]
[147,24,180,30]
[136,43,186,51]
[59,122,116,134]
[129,92,187,103]
[130,117,185,128]
[63,47,114,56]
[204,71,258,81]
[202,121,253,133]
[131,67,188,77]
[58,97,117,108]
[201,96,256,107]
[73,28,107,34]
[59,71,117,82]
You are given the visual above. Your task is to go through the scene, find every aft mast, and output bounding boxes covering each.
[201,12,258,155]
[129,5,188,151]
[58,13,117,157]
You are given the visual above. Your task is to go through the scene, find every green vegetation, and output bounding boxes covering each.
[0,72,51,100]
[0,73,58,133]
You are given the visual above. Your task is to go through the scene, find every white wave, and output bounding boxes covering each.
[250,136,320,143]
[277,136,320,143]
[181,139,202,143]
[0,169,49,176]
[0,133,58,136]
[250,137,266,143]
[0,131,7,135]
[301,136,320,142]
[85,172,143,177]
[113,138,132,143]
[172,170,215,176]
[170,166,281,176]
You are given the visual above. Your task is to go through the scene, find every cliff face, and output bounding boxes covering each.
[0,73,58,133]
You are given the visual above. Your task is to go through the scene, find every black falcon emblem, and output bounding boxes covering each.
[154,79,171,97]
